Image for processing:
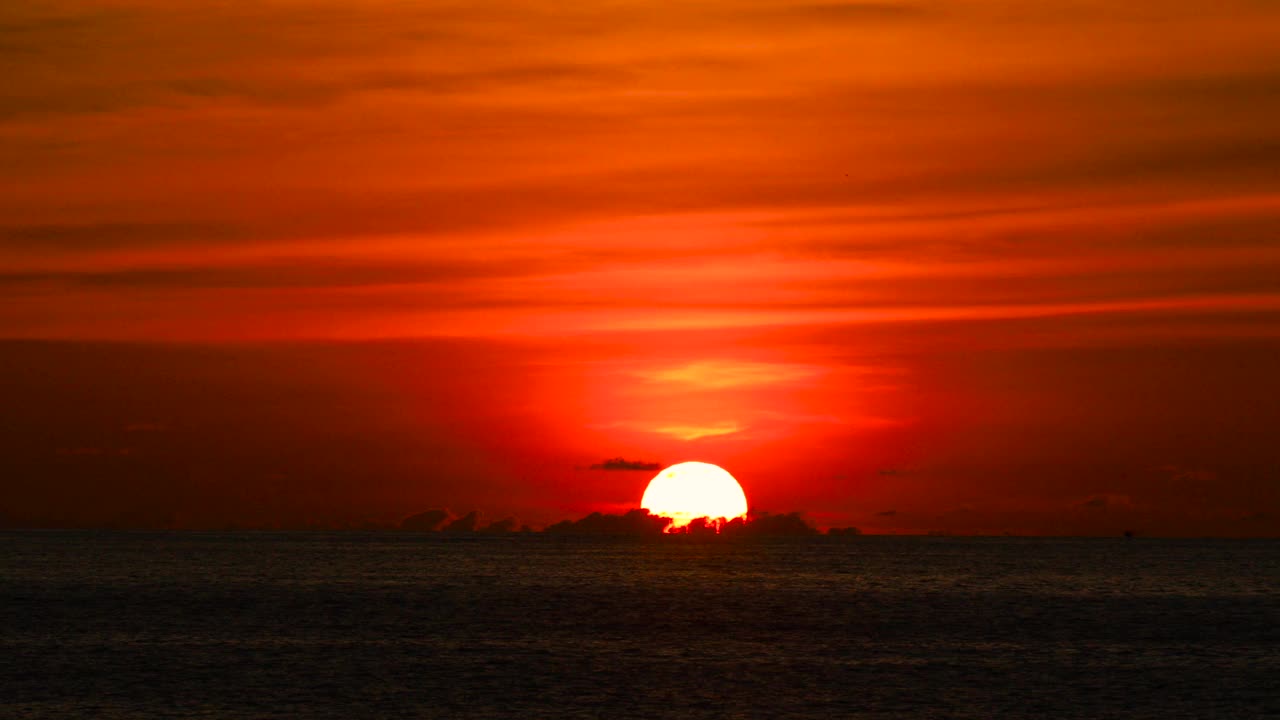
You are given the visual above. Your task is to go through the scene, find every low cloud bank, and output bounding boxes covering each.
[401,509,531,533]
[400,509,454,532]
[400,508,837,536]
[545,509,672,534]
[827,526,862,536]
[544,509,827,536]
[724,512,821,536]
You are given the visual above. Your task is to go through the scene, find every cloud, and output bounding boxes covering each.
[827,525,862,536]
[593,418,745,441]
[0,0,925,120]
[0,223,239,251]
[637,360,822,390]
[479,516,523,533]
[589,457,662,471]
[722,511,820,536]
[401,509,524,533]
[651,422,743,441]
[400,509,454,532]
[164,64,636,108]
[542,509,822,536]
[876,509,897,517]
[544,509,672,535]
[0,258,556,290]
[443,510,481,533]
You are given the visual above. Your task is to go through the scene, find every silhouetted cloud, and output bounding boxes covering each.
[589,457,662,471]
[479,516,522,534]
[544,509,672,535]
[402,509,526,533]
[876,509,898,517]
[722,511,820,536]
[400,509,454,532]
[827,526,862,536]
[540,508,824,536]
[443,510,480,533]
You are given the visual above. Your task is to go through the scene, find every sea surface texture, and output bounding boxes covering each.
[3,532,1278,719]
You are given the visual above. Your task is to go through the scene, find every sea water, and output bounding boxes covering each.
[3,532,1277,718]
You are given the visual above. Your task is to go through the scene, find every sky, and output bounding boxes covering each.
[2,0,1279,534]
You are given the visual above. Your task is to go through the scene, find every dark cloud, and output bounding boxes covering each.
[827,526,862,536]
[541,510,822,536]
[544,509,672,535]
[7,65,1280,262]
[2,0,901,120]
[722,511,820,536]
[0,223,239,251]
[443,511,481,533]
[0,86,158,120]
[0,259,550,290]
[876,509,897,517]
[400,510,525,534]
[1054,137,1280,192]
[0,9,125,37]
[171,64,635,106]
[479,516,524,534]
[589,457,662,471]
[400,509,454,532]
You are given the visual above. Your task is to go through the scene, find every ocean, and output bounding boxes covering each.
[3,532,1277,718]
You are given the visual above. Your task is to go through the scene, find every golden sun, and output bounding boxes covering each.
[641,461,748,529]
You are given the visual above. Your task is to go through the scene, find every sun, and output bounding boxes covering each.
[641,461,748,530]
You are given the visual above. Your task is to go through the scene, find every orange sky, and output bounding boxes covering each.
[2,1,1279,534]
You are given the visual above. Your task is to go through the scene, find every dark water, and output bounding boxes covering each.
[3,532,1278,719]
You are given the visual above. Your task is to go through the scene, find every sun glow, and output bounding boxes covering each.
[641,461,748,530]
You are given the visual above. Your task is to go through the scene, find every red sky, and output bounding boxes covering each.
[2,0,1279,534]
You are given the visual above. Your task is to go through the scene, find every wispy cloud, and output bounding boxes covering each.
[651,422,743,441]
[636,360,822,390]
[2,0,1278,347]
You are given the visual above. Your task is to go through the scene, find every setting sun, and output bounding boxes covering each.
[641,462,748,530]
